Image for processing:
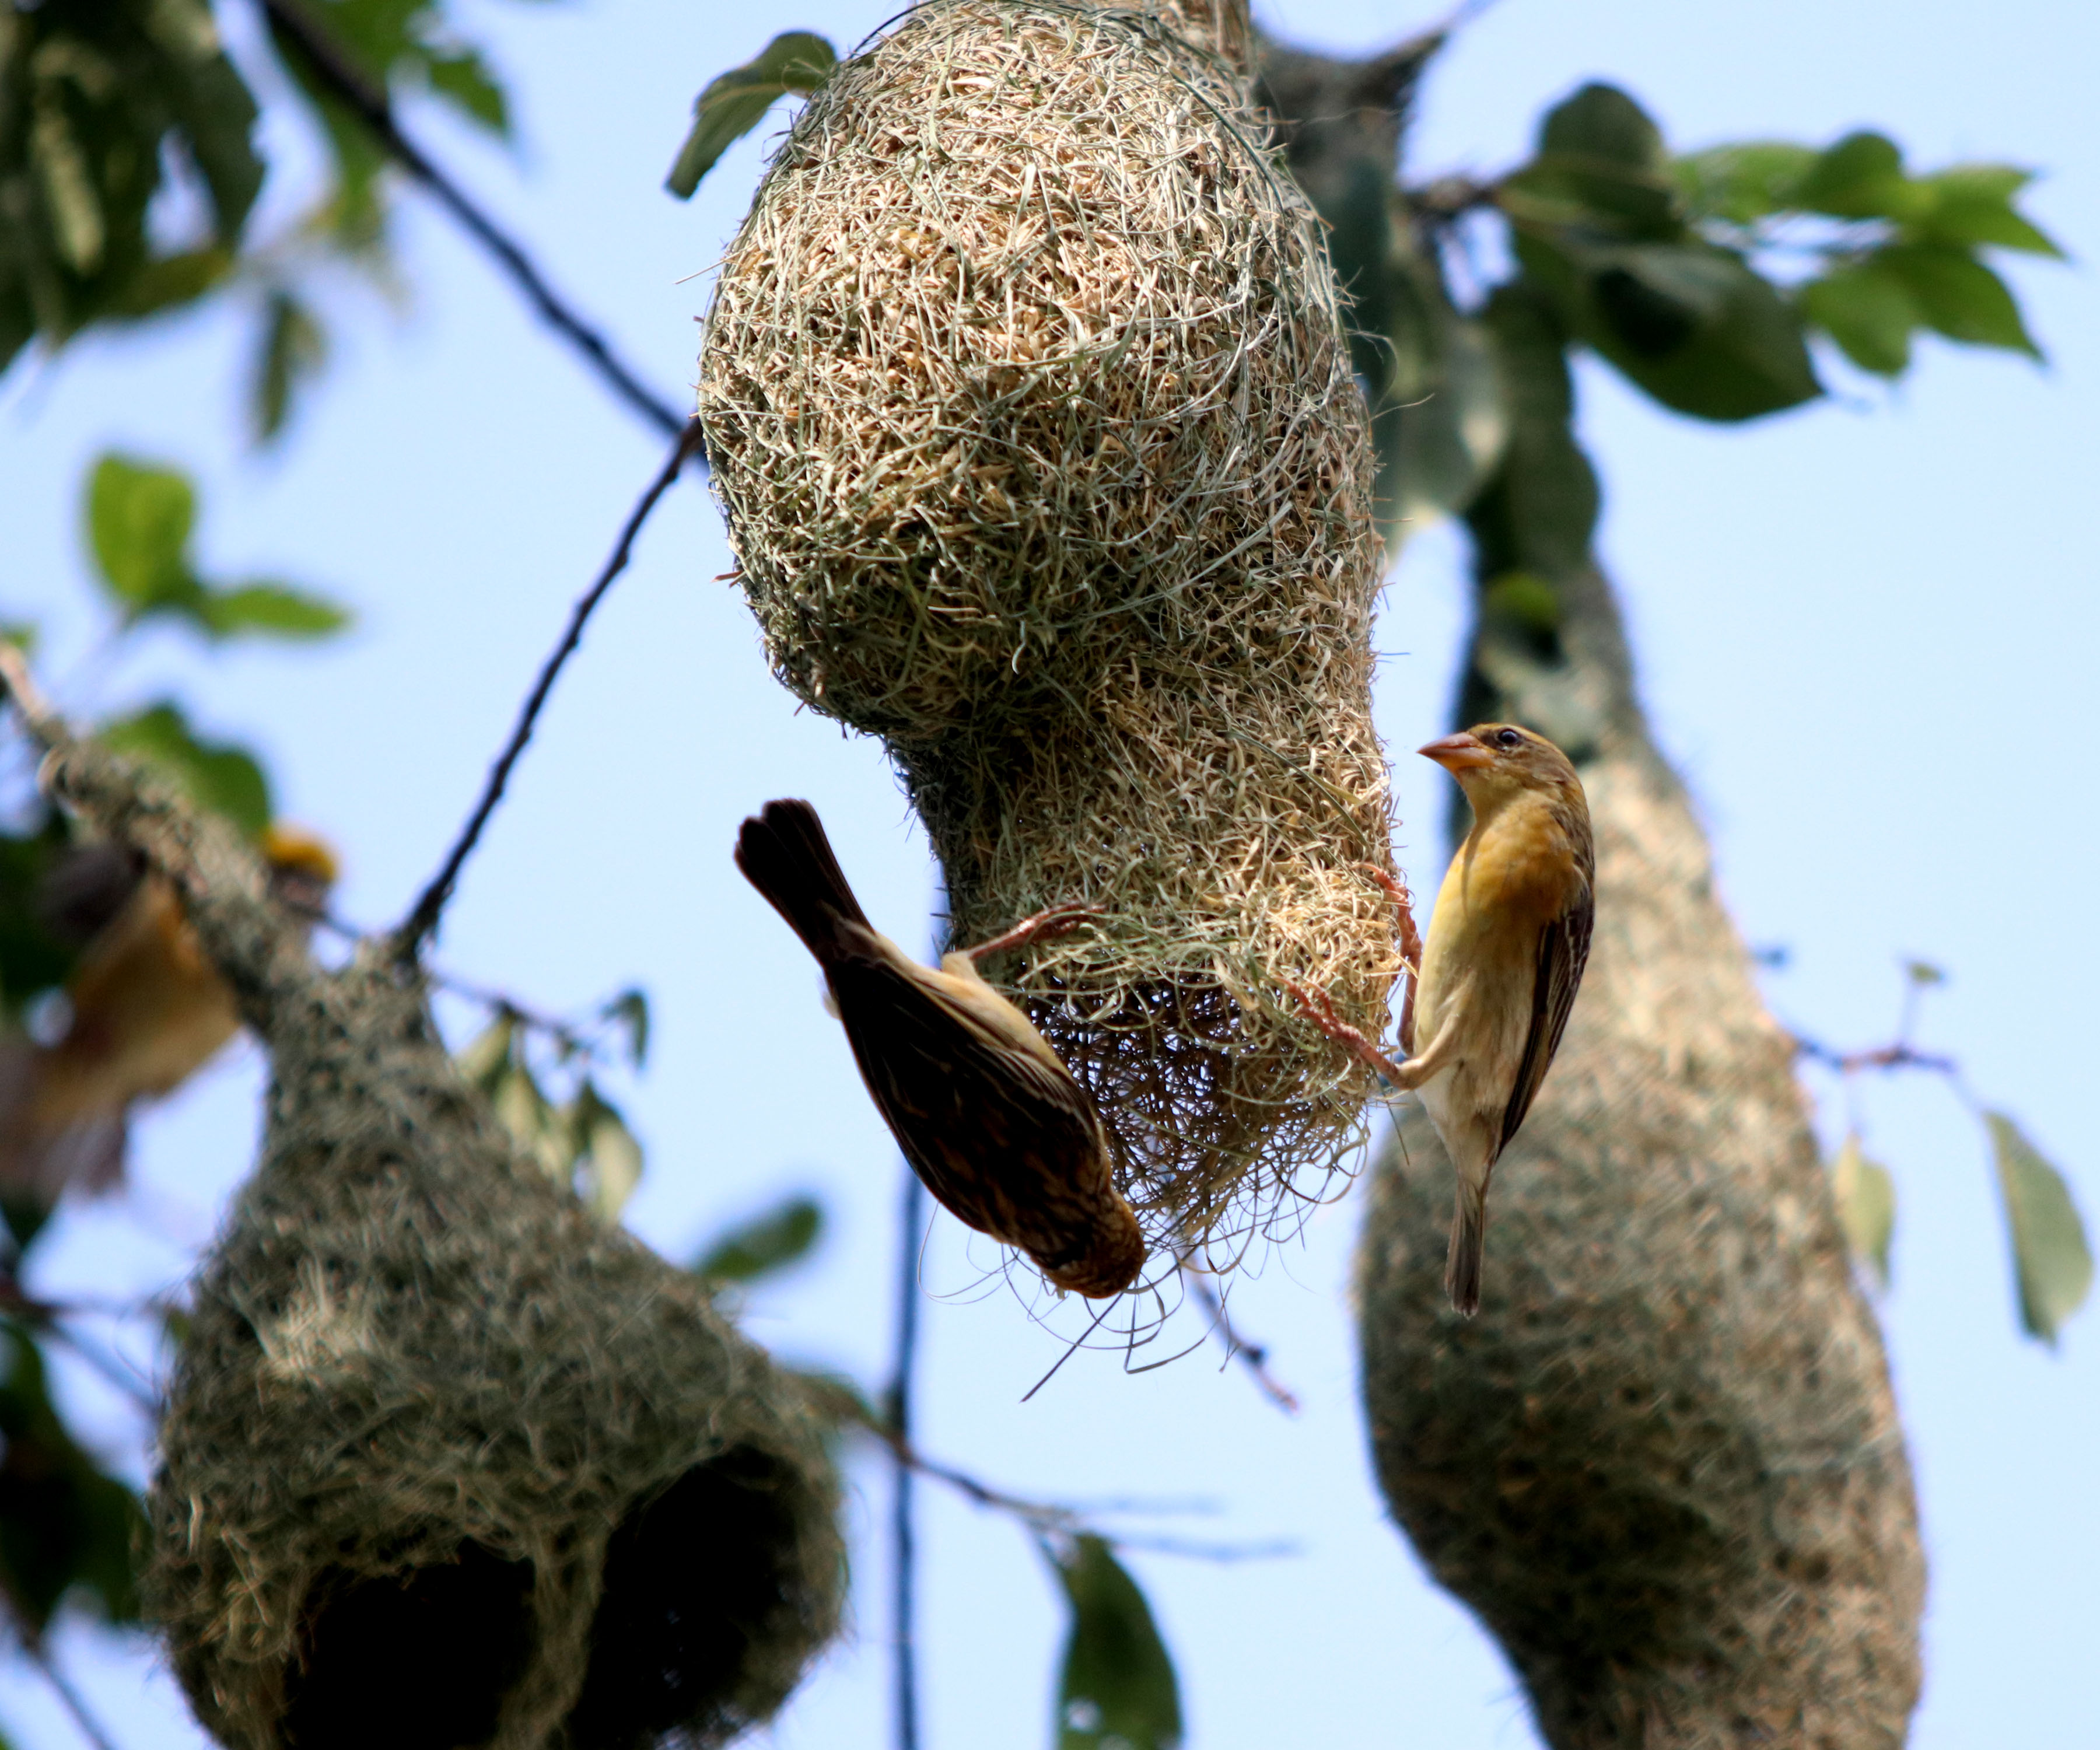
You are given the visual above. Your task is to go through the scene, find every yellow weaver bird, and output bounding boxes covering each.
[0,827,338,1205]
[735,799,1144,1298]
[1291,724,1593,1315]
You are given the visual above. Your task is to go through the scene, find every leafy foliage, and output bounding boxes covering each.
[665,32,837,198]
[692,1194,825,1284]
[0,0,262,370]
[100,702,273,838]
[0,1326,144,1635]
[1501,84,1820,421]
[456,1013,647,1224]
[1049,1535,1183,1750]
[86,454,351,642]
[1987,1114,2094,1345]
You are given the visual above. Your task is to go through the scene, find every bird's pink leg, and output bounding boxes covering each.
[961,901,1104,964]
[1357,863,1424,1054]
[1282,978,1405,1087]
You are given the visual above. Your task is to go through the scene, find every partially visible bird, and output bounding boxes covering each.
[734,799,1144,1298]
[1289,724,1592,1315]
[0,827,339,1205]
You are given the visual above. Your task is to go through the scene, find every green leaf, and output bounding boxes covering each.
[1,0,264,363]
[1795,131,1919,220]
[490,1055,572,1184]
[601,988,650,1068]
[98,702,272,838]
[86,454,199,619]
[1903,959,1946,987]
[1874,243,2040,357]
[665,32,837,199]
[0,1327,144,1632]
[1536,83,1667,174]
[1519,234,1821,420]
[785,1366,881,1432]
[1829,1135,1896,1291]
[200,582,351,640]
[1675,141,1817,225]
[424,47,509,137]
[1987,1112,2093,1345]
[1799,259,1919,376]
[566,1082,643,1223]
[250,290,329,444]
[456,1014,519,1091]
[693,1194,826,1284]
[1916,164,2063,257]
[103,246,237,320]
[1051,1536,1182,1750]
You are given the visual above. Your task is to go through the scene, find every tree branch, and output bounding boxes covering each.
[257,0,695,446]
[393,418,704,958]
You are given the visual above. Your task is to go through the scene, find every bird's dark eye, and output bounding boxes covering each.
[1495,728,1523,750]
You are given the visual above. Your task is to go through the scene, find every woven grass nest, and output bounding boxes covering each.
[698,0,1396,1270]
[145,951,844,1750]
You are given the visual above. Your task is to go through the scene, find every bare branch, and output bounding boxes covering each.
[257,0,694,446]
[393,419,705,959]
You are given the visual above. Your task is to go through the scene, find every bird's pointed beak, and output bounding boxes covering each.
[1419,732,1493,772]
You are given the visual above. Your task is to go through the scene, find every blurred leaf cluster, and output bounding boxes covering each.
[1,453,348,1026]
[3,0,537,442]
[456,993,651,1226]
[1811,965,2091,1343]
[1287,77,2060,557]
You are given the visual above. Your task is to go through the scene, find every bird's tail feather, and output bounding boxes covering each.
[1444,1172,1489,1317]
[734,800,871,964]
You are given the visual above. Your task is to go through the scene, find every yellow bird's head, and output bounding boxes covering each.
[260,825,340,921]
[1419,723,1583,814]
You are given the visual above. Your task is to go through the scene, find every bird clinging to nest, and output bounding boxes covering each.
[735,799,1144,1298]
[1290,724,1594,1315]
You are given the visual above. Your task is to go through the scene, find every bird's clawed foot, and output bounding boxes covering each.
[1282,978,1404,1088]
[963,901,1104,964]
[1357,863,1424,977]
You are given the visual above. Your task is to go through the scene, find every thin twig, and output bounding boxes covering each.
[1177,1261,1299,1414]
[853,1420,1292,1560]
[393,419,705,958]
[884,1167,925,1750]
[1792,1037,1959,1078]
[257,0,692,444]
[20,1635,123,1750]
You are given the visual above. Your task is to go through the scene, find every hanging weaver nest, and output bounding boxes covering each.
[697,0,1396,1272]
[145,956,845,1750]
[9,736,849,1750]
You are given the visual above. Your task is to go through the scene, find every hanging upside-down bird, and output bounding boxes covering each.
[1290,724,1593,1316]
[734,799,1145,1298]
[0,827,339,1205]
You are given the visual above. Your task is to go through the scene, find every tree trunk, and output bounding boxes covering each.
[1356,556,1926,1745]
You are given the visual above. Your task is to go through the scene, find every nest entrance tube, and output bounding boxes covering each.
[698,0,1396,1274]
[143,953,844,1750]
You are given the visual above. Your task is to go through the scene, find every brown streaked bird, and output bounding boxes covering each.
[1290,724,1592,1315]
[0,826,340,1205]
[734,799,1144,1298]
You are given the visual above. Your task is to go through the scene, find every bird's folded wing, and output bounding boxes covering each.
[1497,889,1595,1153]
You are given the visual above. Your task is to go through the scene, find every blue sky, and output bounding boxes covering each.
[1,0,2094,1743]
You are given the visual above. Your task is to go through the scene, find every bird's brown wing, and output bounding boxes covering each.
[1497,887,1595,1155]
[830,954,1106,1251]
